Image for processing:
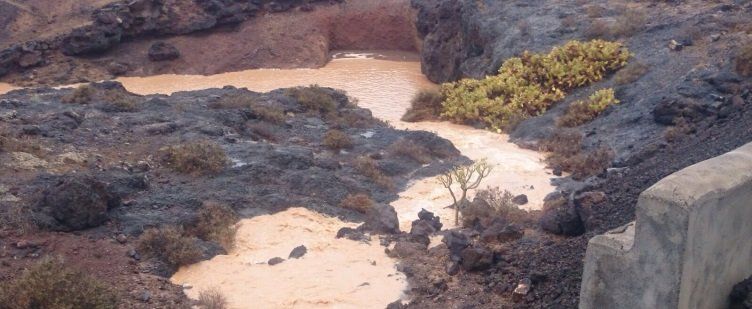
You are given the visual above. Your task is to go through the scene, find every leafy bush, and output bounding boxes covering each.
[557,88,619,127]
[193,202,238,250]
[285,85,337,114]
[62,84,95,104]
[613,61,649,85]
[540,130,614,180]
[736,43,752,77]
[323,129,353,151]
[387,138,432,164]
[354,156,394,190]
[0,258,118,309]
[198,288,228,309]
[138,226,202,269]
[440,40,629,132]
[162,141,228,175]
[402,89,443,122]
[339,193,374,213]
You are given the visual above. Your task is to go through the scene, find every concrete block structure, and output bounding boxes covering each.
[580,142,752,309]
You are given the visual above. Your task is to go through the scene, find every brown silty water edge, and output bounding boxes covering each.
[0,51,558,308]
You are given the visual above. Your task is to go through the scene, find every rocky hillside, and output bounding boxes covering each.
[397,0,752,307]
[0,0,418,86]
[0,82,461,307]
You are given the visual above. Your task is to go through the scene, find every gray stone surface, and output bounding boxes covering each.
[580,142,752,309]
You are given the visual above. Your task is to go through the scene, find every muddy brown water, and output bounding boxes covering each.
[0,51,556,308]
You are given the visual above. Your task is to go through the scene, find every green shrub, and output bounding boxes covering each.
[193,202,238,250]
[285,85,337,114]
[440,40,630,132]
[162,141,228,175]
[354,156,394,190]
[323,129,353,151]
[557,88,619,127]
[401,89,443,122]
[138,226,202,269]
[0,258,118,309]
[62,84,96,104]
[387,138,431,164]
[339,193,374,213]
[736,43,752,77]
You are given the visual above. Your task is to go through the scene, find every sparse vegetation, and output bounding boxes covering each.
[354,156,394,190]
[247,122,279,142]
[162,141,228,175]
[138,226,202,269]
[540,130,614,180]
[193,202,238,250]
[197,288,228,309]
[438,159,493,225]
[557,88,619,127]
[0,203,35,235]
[401,89,443,122]
[475,187,517,218]
[613,61,649,85]
[252,105,286,124]
[461,187,519,227]
[62,84,96,104]
[388,138,432,164]
[323,129,353,151]
[285,85,338,114]
[736,43,752,77]
[440,40,630,132]
[610,9,646,38]
[0,257,118,309]
[339,193,374,213]
[664,117,695,143]
[102,91,139,112]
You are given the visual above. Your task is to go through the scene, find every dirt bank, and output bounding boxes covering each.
[0,0,419,87]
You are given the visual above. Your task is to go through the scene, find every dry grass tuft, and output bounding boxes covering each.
[138,226,202,269]
[540,130,614,180]
[736,43,752,77]
[193,202,238,250]
[285,85,338,114]
[62,84,96,104]
[387,138,431,164]
[354,156,394,190]
[197,288,228,309]
[613,61,649,85]
[339,193,374,213]
[323,129,353,151]
[0,257,118,309]
[162,141,228,175]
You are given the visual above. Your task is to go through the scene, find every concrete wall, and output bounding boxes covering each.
[579,142,752,309]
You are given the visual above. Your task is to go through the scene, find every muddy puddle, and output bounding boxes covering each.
[0,51,556,308]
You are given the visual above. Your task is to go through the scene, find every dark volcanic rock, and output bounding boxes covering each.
[460,246,493,271]
[362,203,400,234]
[148,42,181,61]
[731,275,752,309]
[442,230,470,258]
[37,174,119,230]
[512,194,528,205]
[268,257,285,266]
[62,26,123,56]
[288,245,307,259]
[481,219,523,243]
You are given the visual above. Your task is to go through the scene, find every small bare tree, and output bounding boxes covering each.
[438,159,493,225]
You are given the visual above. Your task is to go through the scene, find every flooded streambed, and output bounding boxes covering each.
[0,52,556,308]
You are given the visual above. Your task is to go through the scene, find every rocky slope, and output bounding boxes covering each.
[0,82,462,307]
[0,0,419,86]
[398,0,752,307]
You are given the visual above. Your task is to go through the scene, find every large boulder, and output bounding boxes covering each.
[362,203,400,234]
[62,25,122,56]
[539,195,585,236]
[730,275,752,309]
[148,42,180,61]
[481,218,523,243]
[442,230,470,258]
[37,174,119,230]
